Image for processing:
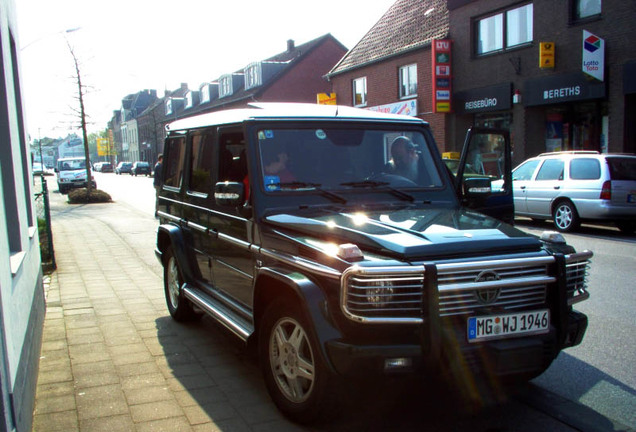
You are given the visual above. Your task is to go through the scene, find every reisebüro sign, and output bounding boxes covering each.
[454,83,511,114]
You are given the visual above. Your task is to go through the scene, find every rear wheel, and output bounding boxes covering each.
[163,248,199,322]
[552,200,580,232]
[259,298,338,424]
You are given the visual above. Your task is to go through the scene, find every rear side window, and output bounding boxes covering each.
[607,157,636,180]
[189,131,215,194]
[535,159,564,180]
[570,158,600,180]
[164,136,186,189]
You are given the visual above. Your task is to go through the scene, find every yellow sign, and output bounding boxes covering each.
[97,137,116,156]
[540,42,555,68]
[436,102,451,113]
[317,93,337,105]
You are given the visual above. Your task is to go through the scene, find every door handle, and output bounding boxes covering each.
[520,186,526,190]
[554,186,560,190]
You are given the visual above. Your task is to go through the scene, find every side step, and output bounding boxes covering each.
[182,284,254,342]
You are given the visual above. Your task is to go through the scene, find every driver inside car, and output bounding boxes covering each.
[386,136,420,183]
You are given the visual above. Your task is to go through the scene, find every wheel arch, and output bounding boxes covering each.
[156,224,199,282]
[252,267,342,373]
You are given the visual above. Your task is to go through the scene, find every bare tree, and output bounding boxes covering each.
[66,39,93,195]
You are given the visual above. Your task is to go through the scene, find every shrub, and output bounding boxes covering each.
[67,188,112,204]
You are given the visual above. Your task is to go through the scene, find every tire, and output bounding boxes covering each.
[259,298,338,424]
[616,221,636,235]
[163,247,199,322]
[552,200,580,232]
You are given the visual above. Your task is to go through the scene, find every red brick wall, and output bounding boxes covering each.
[329,48,450,152]
[261,38,347,102]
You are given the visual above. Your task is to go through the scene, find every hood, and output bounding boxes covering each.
[264,207,542,260]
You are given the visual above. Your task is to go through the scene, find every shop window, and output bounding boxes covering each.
[399,64,417,99]
[572,0,601,21]
[353,77,367,107]
[536,159,564,181]
[475,3,533,55]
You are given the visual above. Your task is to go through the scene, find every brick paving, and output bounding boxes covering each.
[33,196,304,432]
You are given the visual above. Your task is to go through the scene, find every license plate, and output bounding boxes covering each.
[467,309,550,343]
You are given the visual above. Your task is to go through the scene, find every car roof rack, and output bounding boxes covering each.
[538,150,599,156]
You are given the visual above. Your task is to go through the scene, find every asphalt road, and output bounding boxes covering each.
[76,172,636,430]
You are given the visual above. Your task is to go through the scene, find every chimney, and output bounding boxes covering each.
[287,39,295,52]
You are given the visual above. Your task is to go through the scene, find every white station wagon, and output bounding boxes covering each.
[510,151,636,233]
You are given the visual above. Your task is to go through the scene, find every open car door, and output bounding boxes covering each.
[455,127,514,224]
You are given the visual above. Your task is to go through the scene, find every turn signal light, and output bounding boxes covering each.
[599,181,611,200]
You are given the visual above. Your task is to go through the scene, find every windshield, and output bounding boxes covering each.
[58,159,86,171]
[257,127,443,193]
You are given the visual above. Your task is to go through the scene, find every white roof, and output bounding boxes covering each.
[166,102,426,132]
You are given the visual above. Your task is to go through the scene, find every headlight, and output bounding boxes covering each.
[366,281,394,308]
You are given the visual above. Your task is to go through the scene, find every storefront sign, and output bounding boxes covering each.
[367,99,418,117]
[582,30,604,81]
[523,72,605,106]
[454,83,511,114]
[432,39,452,113]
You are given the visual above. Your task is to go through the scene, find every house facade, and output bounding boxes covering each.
[128,34,348,165]
[447,0,636,164]
[0,0,46,430]
[326,0,451,150]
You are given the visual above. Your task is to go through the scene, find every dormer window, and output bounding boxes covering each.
[165,99,173,115]
[201,85,210,103]
[244,62,262,90]
[185,92,193,108]
[219,75,233,98]
[185,91,199,109]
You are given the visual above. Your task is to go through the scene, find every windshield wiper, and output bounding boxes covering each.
[340,180,415,202]
[275,182,348,204]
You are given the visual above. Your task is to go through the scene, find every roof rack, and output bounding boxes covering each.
[538,150,599,156]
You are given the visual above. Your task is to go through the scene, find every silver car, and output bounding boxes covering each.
[511,151,636,233]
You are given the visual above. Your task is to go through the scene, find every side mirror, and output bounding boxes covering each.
[463,177,492,196]
[214,181,244,207]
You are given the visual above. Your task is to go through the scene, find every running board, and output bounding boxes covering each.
[182,284,253,342]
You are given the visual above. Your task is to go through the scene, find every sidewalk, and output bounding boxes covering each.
[32,194,302,431]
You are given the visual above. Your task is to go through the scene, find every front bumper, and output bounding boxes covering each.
[325,310,588,379]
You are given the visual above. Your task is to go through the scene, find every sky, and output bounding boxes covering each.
[17,0,396,141]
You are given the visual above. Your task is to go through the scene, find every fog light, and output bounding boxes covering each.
[384,357,412,371]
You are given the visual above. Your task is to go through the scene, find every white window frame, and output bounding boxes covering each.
[219,75,233,98]
[244,62,262,90]
[165,99,173,115]
[200,85,210,103]
[476,3,533,56]
[399,64,417,99]
[353,77,367,107]
[185,92,194,109]
[574,0,601,20]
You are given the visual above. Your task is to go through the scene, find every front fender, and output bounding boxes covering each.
[156,223,199,283]
[254,267,342,373]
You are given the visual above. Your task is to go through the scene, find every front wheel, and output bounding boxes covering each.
[163,248,199,322]
[259,299,338,424]
[552,201,580,232]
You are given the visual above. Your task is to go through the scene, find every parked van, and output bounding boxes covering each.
[155,103,592,423]
[55,157,96,193]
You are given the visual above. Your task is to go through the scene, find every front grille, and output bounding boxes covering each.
[436,256,555,317]
[565,251,593,305]
[341,266,425,323]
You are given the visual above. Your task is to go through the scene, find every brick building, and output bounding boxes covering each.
[128,34,347,165]
[447,0,636,164]
[326,0,450,150]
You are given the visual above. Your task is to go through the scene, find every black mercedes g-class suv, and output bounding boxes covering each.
[155,103,591,423]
